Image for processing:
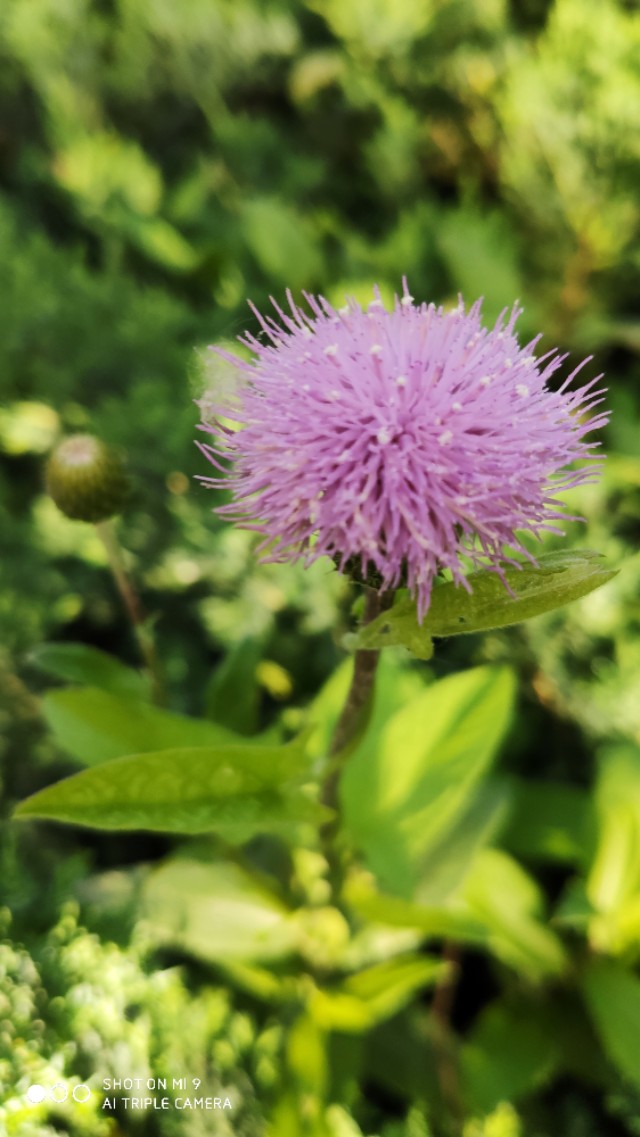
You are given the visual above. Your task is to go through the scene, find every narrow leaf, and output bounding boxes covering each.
[43,686,242,765]
[346,882,488,945]
[353,551,617,655]
[310,956,446,1032]
[29,643,151,700]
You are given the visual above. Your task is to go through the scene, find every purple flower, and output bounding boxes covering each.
[197,282,608,620]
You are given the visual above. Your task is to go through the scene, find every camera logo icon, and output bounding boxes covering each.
[26,1083,92,1104]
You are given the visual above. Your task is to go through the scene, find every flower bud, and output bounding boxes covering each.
[46,435,130,522]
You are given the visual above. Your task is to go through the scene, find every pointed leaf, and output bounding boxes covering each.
[43,686,242,765]
[14,740,325,839]
[29,643,151,700]
[342,666,515,894]
[353,551,617,656]
[346,885,488,947]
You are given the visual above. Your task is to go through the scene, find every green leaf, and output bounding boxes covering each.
[585,746,640,950]
[460,995,563,1113]
[42,686,242,765]
[346,882,488,947]
[554,879,597,932]
[14,738,326,839]
[587,803,640,916]
[217,961,286,1003]
[437,206,523,326]
[142,859,297,963]
[352,551,618,656]
[243,197,323,288]
[500,778,596,867]
[366,1012,440,1102]
[416,780,512,904]
[205,636,263,735]
[341,666,515,895]
[581,958,640,1088]
[130,216,199,272]
[29,642,151,700]
[462,849,568,982]
[310,956,446,1032]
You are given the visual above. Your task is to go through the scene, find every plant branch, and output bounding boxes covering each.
[431,941,464,1129]
[96,519,166,705]
[320,587,392,887]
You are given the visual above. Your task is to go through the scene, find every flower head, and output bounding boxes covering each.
[46,434,130,523]
[197,282,608,619]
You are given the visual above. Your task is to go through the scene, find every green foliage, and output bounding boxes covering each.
[143,858,299,964]
[309,956,447,1033]
[499,779,595,867]
[41,686,242,765]
[341,666,515,893]
[2,0,640,1134]
[29,642,151,699]
[581,958,640,1090]
[461,996,562,1114]
[462,848,568,982]
[351,552,618,657]
[0,905,264,1136]
[205,636,264,735]
[15,736,323,838]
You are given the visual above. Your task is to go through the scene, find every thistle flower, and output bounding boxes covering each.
[197,283,608,620]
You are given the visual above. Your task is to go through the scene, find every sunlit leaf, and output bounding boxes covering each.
[14,739,325,839]
[586,745,640,951]
[342,666,515,894]
[346,881,488,947]
[462,849,568,981]
[142,859,297,963]
[310,956,446,1032]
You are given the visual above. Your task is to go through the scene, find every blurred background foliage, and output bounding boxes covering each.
[2,0,640,1133]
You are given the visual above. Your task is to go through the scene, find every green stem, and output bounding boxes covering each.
[96,519,166,706]
[320,587,392,888]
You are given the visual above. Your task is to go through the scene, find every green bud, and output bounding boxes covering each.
[46,435,130,523]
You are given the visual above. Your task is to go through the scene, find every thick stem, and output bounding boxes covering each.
[96,520,166,705]
[320,587,391,886]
